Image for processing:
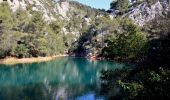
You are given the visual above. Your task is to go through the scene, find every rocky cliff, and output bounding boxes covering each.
[109,0,170,26]
[127,0,169,26]
[1,0,169,27]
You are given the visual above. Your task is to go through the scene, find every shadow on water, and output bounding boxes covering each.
[0,57,133,100]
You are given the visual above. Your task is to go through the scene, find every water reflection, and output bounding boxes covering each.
[0,57,129,100]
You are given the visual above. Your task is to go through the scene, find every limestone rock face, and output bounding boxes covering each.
[127,0,169,26]
[109,0,170,26]
[55,1,70,19]
[0,0,73,22]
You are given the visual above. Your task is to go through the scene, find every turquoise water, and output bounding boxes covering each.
[0,57,131,100]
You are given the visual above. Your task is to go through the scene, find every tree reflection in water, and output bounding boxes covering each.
[0,57,130,100]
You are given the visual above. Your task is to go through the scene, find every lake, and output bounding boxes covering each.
[0,57,131,100]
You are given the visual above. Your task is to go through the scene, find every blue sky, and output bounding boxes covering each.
[72,0,113,10]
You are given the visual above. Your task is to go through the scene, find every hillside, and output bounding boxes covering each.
[0,0,169,58]
[0,0,100,58]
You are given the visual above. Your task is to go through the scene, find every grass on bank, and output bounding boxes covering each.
[0,55,67,65]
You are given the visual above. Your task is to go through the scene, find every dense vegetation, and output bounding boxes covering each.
[101,18,147,60]
[0,0,148,59]
[68,12,148,58]
[0,2,65,58]
[100,1,170,99]
[111,0,129,14]
[0,1,103,58]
